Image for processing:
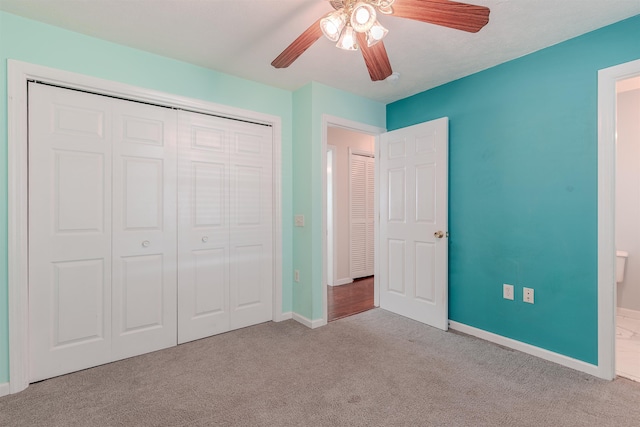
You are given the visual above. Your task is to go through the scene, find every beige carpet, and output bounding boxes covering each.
[1,309,639,426]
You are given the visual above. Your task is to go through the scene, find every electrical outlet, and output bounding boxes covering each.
[294,270,300,282]
[294,215,305,227]
[523,287,534,304]
[503,284,514,300]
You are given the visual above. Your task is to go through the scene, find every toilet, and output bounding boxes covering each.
[616,250,629,283]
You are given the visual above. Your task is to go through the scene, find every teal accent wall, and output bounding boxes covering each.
[292,82,385,320]
[0,11,294,383]
[387,15,640,364]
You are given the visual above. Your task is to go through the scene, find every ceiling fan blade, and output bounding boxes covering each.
[356,33,393,81]
[392,0,490,33]
[271,18,324,68]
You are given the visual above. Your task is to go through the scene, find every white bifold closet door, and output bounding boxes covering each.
[177,111,273,344]
[28,83,177,382]
[350,152,375,279]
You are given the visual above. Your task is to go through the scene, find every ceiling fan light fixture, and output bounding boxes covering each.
[376,0,395,15]
[366,21,388,46]
[336,25,359,51]
[320,10,347,42]
[350,2,377,32]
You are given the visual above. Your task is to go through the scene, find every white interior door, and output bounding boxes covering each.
[229,119,273,330]
[28,84,113,381]
[178,111,273,343]
[177,111,231,343]
[111,100,178,360]
[379,117,449,330]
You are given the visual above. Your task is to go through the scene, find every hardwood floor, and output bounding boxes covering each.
[328,276,375,322]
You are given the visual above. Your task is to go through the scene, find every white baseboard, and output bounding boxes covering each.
[617,307,640,320]
[330,278,353,287]
[275,311,293,322]
[0,382,10,397]
[448,320,602,378]
[293,313,326,329]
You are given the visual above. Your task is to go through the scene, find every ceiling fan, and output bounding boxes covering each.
[271,0,490,81]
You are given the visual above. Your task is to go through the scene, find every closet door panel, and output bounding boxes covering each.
[229,123,273,330]
[112,101,177,360]
[178,112,273,340]
[28,84,113,382]
[177,112,230,344]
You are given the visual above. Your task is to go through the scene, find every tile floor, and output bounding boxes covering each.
[616,309,640,382]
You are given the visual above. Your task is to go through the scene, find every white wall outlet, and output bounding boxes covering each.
[523,287,534,304]
[294,214,305,227]
[294,270,300,282]
[503,284,514,300]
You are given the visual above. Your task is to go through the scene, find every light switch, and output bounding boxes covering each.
[295,214,305,227]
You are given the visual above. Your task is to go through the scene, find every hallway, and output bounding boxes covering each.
[327,276,375,322]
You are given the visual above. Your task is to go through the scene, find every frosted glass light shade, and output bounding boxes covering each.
[366,21,388,46]
[321,10,347,42]
[336,25,358,51]
[350,2,376,32]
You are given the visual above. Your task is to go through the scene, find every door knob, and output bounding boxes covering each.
[142,240,150,248]
[202,236,209,243]
[434,231,444,239]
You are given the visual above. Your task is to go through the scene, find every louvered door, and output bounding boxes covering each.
[350,151,375,279]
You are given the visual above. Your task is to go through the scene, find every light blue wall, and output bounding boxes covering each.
[292,85,314,317]
[292,82,385,320]
[387,15,640,364]
[0,11,294,383]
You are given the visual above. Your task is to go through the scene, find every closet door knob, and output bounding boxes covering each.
[142,240,150,248]
[202,236,209,243]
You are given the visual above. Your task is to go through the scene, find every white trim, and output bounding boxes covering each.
[321,114,385,326]
[326,144,337,288]
[617,307,640,320]
[0,382,10,398]
[350,147,375,157]
[8,61,30,395]
[7,59,284,393]
[271,118,285,323]
[292,313,326,329]
[276,312,293,322]
[330,278,354,287]
[449,321,601,378]
[374,135,380,308]
[598,58,640,381]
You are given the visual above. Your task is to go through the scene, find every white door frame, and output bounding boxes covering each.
[321,114,385,325]
[597,58,640,380]
[326,144,337,287]
[7,60,284,394]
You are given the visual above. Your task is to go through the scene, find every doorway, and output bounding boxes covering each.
[614,75,640,382]
[597,58,640,381]
[321,115,384,325]
[326,127,376,321]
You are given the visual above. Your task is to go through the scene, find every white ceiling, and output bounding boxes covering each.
[1,0,640,103]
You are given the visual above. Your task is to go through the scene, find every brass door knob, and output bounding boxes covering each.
[434,231,444,239]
